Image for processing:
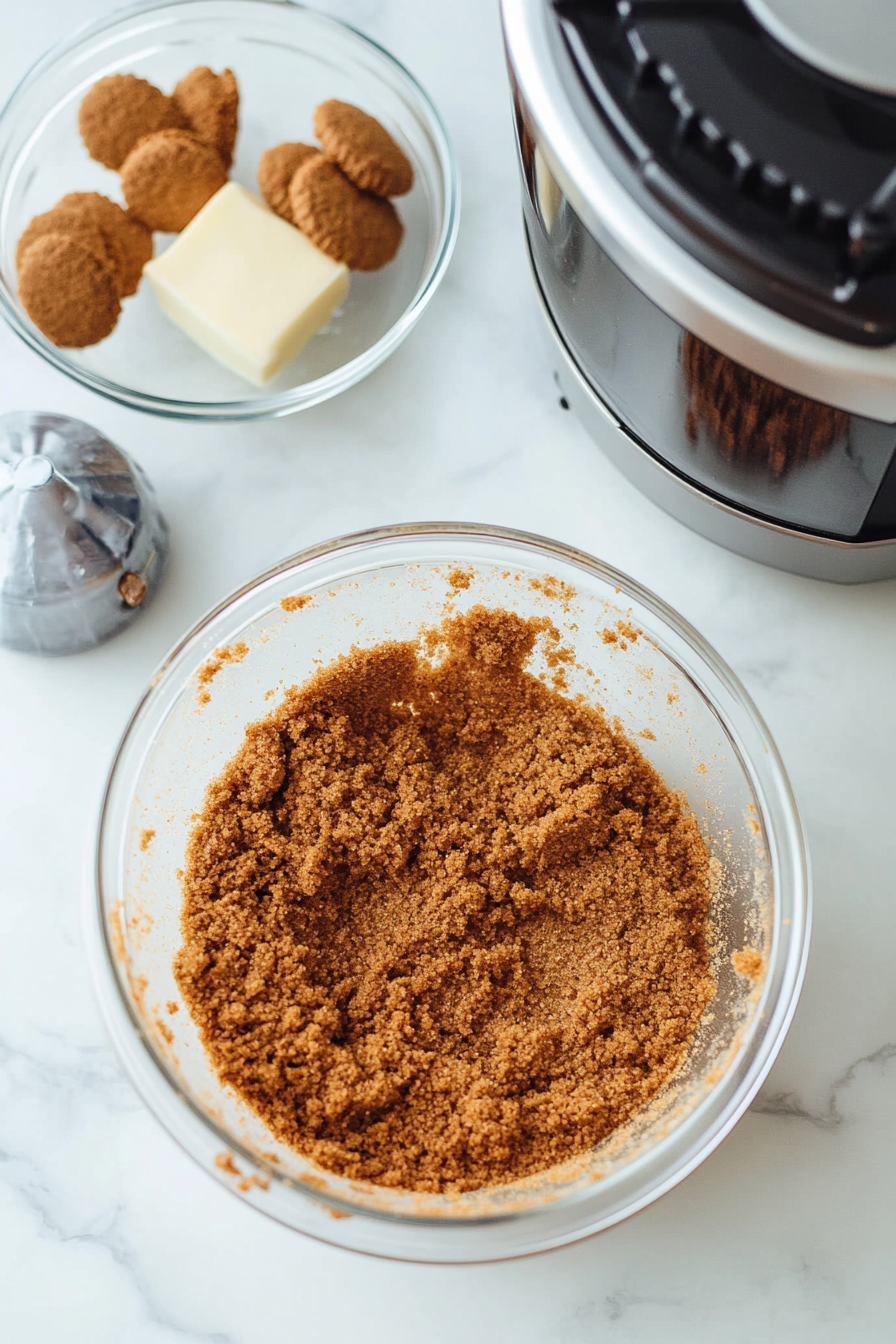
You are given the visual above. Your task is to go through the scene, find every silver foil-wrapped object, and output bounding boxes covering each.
[0,412,168,655]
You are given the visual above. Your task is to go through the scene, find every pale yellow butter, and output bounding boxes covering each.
[144,182,349,385]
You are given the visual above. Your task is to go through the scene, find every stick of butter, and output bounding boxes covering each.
[144,182,349,385]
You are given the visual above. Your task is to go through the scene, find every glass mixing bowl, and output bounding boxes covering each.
[0,0,458,419]
[88,523,810,1261]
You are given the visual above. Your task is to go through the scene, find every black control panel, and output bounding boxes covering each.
[554,0,896,345]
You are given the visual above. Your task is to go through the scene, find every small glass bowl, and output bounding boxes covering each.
[0,0,458,420]
[89,523,810,1261]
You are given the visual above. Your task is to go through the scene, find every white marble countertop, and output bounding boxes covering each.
[1,0,895,1338]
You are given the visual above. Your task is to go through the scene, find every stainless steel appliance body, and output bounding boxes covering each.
[502,0,896,581]
[0,413,168,654]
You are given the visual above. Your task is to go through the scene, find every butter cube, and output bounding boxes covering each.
[144,182,349,385]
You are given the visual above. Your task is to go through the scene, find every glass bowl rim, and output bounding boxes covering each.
[90,520,811,1251]
[0,0,460,421]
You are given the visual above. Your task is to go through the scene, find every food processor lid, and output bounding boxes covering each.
[744,0,896,99]
[502,0,896,419]
[553,0,896,347]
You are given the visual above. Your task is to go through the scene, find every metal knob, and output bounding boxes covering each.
[0,412,168,655]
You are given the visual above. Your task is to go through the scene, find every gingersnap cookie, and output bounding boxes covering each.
[63,195,153,297]
[258,142,320,221]
[78,73,185,170]
[289,156,403,270]
[313,99,414,197]
[121,129,228,232]
[17,207,116,279]
[173,67,239,169]
[18,233,121,347]
[45,194,152,297]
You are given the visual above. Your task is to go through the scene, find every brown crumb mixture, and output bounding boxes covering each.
[732,947,763,981]
[601,619,640,649]
[176,607,715,1193]
[156,1018,174,1044]
[446,566,472,591]
[528,574,576,604]
[196,641,249,705]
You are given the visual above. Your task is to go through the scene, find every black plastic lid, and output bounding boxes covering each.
[553,0,896,345]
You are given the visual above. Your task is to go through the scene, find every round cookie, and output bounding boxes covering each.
[314,99,414,197]
[258,142,320,221]
[121,130,228,232]
[173,66,239,169]
[18,233,121,347]
[17,207,116,278]
[48,194,152,297]
[115,211,155,294]
[78,73,185,170]
[289,156,404,271]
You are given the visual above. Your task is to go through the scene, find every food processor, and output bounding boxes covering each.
[502,0,896,580]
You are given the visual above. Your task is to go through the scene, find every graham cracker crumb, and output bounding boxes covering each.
[446,567,472,591]
[601,619,641,648]
[528,575,576,604]
[196,641,249,704]
[732,947,763,981]
[176,607,715,1194]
